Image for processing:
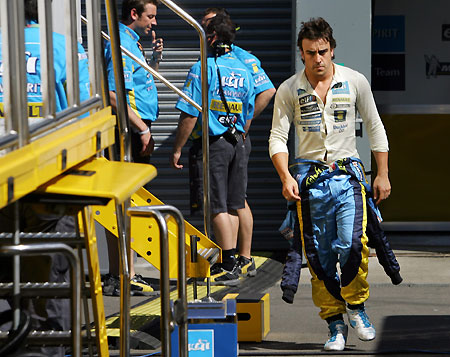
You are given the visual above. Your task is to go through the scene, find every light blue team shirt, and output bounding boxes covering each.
[104,22,158,122]
[231,44,275,95]
[176,51,255,138]
[0,22,90,119]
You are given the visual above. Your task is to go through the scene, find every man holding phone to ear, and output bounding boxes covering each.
[103,0,164,296]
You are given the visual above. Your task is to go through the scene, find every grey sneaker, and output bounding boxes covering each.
[212,263,240,286]
[103,274,119,296]
[237,256,257,277]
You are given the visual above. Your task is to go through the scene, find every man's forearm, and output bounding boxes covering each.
[173,112,197,153]
[109,91,148,132]
[372,151,389,176]
[253,87,276,120]
[271,152,291,183]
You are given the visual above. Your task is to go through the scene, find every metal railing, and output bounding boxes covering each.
[128,205,188,357]
[99,0,212,239]
[0,0,105,152]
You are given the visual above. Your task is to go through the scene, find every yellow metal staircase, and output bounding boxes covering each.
[93,186,221,279]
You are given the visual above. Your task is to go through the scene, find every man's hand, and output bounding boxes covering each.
[282,175,301,202]
[373,173,391,205]
[151,30,163,61]
[140,131,155,156]
[372,151,391,205]
[171,150,183,169]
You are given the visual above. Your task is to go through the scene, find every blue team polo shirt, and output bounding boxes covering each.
[0,21,90,120]
[176,51,255,138]
[231,44,274,95]
[105,23,158,122]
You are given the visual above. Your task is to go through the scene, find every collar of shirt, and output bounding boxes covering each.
[119,22,140,43]
[298,63,344,93]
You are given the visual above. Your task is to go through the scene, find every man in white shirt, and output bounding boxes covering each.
[269,17,391,351]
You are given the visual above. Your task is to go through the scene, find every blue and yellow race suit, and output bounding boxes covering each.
[270,64,392,320]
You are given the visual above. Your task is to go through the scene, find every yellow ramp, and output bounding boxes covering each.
[94,188,220,279]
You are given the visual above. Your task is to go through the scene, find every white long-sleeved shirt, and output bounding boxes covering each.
[269,64,388,164]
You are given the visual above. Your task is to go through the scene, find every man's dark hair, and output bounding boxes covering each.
[297,17,336,51]
[206,13,236,48]
[25,0,38,22]
[202,7,230,18]
[121,0,159,22]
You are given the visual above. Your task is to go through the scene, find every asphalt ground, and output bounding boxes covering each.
[103,247,450,357]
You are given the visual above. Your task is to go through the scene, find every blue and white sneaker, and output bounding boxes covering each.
[324,320,348,351]
[347,308,376,341]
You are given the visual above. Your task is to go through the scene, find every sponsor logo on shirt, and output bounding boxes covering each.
[221,71,245,89]
[297,88,306,95]
[330,103,351,109]
[331,81,350,94]
[298,119,321,125]
[301,113,322,120]
[300,103,320,114]
[254,74,268,85]
[252,63,259,73]
[334,110,347,122]
[0,102,43,118]
[302,126,320,132]
[210,99,243,113]
[332,97,350,102]
[333,123,348,132]
[299,94,316,106]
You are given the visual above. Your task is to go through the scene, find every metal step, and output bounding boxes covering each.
[0,282,91,297]
[0,330,92,345]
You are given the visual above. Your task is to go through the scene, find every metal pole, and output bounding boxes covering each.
[80,15,201,113]
[65,0,80,108]
[104,0,132,162]
[37,0,56,120]
[115,200,131,357]
[0,0,29,146]
[85,0,103,110]
[128,205,188,357]
[0,243,81,357]
[159,0,211,239]
[12,202,20,329]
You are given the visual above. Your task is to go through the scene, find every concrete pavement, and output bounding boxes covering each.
[104,248,450,356]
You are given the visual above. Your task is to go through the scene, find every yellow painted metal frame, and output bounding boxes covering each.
[105,256,269,337]
[0,107,116,209]
[94,188,221,279]
[37,155,158,355]
[79,207,109,356]
[38,156,157,204]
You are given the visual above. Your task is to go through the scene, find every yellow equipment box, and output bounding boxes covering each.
[223,293,270,342]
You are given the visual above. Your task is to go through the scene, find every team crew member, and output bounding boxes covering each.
[0,1,90,355]
[199,8,276,278]
[103,0,163,296]
[269,18,391,351]
[0,2,90,128]
[171,14,255,286]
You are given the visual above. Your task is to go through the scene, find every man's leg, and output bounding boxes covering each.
[237,200,252,258]
[104,228,154,296]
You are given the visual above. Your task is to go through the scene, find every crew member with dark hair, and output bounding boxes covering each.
[197,8,276,278]
[269,17,392,351]
[171,14,255,286]
[103,0,163,296]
